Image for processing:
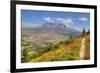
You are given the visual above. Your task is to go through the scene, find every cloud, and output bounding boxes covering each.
[44,17,54,22]
[79,17,88,22]
[57,18,73,27]
[43,17,73,27]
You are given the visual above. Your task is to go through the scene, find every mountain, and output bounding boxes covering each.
[22,22,81,48]
[22,22,81,36]
[35,22,81,36]
[21,22,84,63]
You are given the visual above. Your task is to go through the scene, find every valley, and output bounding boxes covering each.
[21,22,90,63]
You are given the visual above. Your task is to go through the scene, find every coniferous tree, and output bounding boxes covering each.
[82,28,86,35]
[70,34,73,39]
[87,29,90,34]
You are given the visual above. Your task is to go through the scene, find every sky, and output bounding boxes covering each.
[21,10,90,31]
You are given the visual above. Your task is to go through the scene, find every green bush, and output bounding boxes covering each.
[21,48,30,63]
[54,44,60,49]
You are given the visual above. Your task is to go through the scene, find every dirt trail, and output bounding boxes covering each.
[80,38,86,60]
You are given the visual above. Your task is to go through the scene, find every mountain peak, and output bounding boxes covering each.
[41,22,68,29]
[34,22,81,36]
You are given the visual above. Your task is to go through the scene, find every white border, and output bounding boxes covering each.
[16,4,94,69]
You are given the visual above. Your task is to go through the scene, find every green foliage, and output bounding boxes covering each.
[21,48,30,63]
[45,42,55,52]
[22,34,90,63]
[35,42,55,53]
[63,39,72,44]
[80,28,90,37]
[28,52,42,60]
[21,42,60,63]
[87,29,90,35]
[82,28,86,35]
[69,34,73,39]
[21,48,43,63]
[52,47,80,61]
[54,44,60,49]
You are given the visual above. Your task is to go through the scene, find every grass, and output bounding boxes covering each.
[21,34,90,63]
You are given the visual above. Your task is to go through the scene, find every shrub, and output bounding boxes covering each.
[21,48,30,63]
[54,44,60,49]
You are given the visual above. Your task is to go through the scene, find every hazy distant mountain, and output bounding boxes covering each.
[22,22,81,46]
[34,22,81,36]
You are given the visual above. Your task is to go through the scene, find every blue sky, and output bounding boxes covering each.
[21,10,90,31]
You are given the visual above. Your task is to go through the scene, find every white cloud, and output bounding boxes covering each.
[44,17,54,22]
[57,18,73,27]
[79,17,88,22]
[43,17,73,27]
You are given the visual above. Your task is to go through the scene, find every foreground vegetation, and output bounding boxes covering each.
[21,31,90,63]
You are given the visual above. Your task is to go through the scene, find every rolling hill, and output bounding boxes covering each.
[29,34,90,62]
[21,22,89,63]
[22,22,81,49]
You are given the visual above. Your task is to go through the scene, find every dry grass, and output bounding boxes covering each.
[29,34,90,62]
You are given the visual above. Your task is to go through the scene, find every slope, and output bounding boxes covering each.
[29,34,90,62]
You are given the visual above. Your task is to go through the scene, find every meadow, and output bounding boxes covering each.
[21,31,90,63]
